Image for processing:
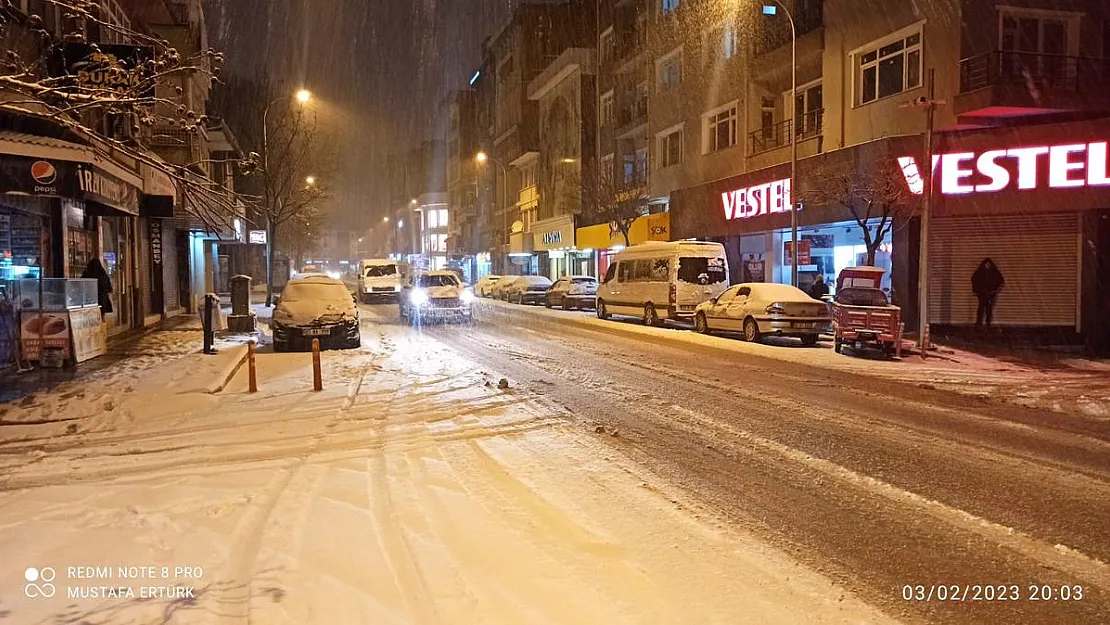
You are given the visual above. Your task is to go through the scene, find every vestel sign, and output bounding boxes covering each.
[721,177,792,220]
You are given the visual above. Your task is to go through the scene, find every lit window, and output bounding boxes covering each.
[856,26,922,105]
[710,23,740,62]
[439,209,449,226]
[427,210,439,228]
[704,104,737,153]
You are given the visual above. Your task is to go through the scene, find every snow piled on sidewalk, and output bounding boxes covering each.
[0,323,891,624]
[478,299,1110,419]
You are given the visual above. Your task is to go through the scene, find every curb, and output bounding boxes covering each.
[205,345,250,394]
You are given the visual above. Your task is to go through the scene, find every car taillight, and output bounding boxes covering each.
[669,283,676,305]
[765,303,785,315]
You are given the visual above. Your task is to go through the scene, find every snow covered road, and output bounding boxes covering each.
[0,312,890,624]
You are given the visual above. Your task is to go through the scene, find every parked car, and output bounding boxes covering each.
[596,241,729,326]
[358,259,408,303]
[271,276,361,352]
[490,277,518,300]
[694,282,830,345]
[545,275,597,310]
[398,270,474,324]
[474,275,503,298]
[503,275,553,305]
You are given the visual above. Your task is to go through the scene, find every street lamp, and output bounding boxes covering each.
[476,151,509,272]
[762,1,799,287]
[261,88,313,306]
[305,175,317,186]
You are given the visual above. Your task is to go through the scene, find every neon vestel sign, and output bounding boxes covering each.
[898,140,1110,196]
[721,178,792,220]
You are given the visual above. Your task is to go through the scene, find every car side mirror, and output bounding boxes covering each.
[710,296,718,304]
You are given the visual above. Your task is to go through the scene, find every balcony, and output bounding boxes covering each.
[956,51,1110,123]
[615,100,648,138]
[748,109,824,156]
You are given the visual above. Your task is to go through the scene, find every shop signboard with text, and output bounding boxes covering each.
[69,307,106,363]
[533,215,575,252]
[78,166,140,215]
[20,311,72,360]
[0,155,77,197]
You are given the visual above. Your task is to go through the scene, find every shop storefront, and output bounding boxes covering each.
[576,212,673,278]
[531,214,576,280]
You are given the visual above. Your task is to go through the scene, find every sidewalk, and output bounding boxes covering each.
[0,309,252,407]
[480,300,1110,419]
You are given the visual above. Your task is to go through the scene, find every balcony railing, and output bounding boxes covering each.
[748,109,824,156]
[959,50,1110,94]
[616,100,648,130]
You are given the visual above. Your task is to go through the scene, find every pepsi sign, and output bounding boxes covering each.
[0,155,74,196]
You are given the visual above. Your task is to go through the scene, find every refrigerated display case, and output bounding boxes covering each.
[15,278,105,364]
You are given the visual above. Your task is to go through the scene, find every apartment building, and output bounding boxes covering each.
[444,90,485,281]
[662,0,1110,353]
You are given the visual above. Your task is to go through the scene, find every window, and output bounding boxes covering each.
[658,126,683,168]
[657,48,683,90]
[600,153,615,183]
[522,162,537,188]
[427,210,439,228]
[709,23,740,62]
[737,286,752,297]
[618,261,633,282]
[623,154,635,185]
[704,103,737,153]
[677,257,727,285]
[635,149,648,183]
[601,28,615,64]
[856,25,922,104]
[998,8,1078,81]
[793,82,823,137]
[600,91,614,127]
[761,96,775,140]
[438,209,449,227]
[604,262,618,283]
[632,259,652,281]
[662,0,679,14]
[650,259,670,281]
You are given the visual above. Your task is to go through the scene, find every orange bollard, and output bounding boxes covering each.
[248,341,258,393]
[312,338,322,391]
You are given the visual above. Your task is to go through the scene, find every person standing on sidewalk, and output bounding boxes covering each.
[808,274,829,300]
[81,259,113,317]
[971,258,1004,330]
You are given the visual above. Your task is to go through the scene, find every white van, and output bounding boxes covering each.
[596,241,729,326]
[358,259,408,303]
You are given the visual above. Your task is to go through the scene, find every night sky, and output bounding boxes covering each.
[205,0,513,226]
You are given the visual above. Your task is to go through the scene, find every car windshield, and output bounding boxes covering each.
[364,264,397,277]
[573,277,596,284]
[280,281,351,303]
[417,274,459,287]
[677,257,726,285]
[835,287,889,307]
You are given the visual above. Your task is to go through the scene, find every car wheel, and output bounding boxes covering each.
[597,300,610,320]
[643,304,660,327]
[801,333,819,346]
[562,297,573,310]
[695,312,710,334]
[545,297,552,308]
[743,317,761,343]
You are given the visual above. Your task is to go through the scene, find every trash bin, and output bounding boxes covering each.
[230,275,252,316]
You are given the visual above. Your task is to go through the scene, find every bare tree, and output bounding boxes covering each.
[800,158,915,266]
[578,165,647,248]
[0,0,244,229]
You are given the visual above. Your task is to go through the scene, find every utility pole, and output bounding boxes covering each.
[917,69,939,357]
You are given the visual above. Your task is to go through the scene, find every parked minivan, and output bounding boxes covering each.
[358,259,409,303]
[596,241,729,326]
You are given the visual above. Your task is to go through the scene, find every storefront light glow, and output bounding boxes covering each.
[721,178,792,220]
[898,140,1110,196]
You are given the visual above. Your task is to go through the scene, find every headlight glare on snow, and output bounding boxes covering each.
[410,289,429,305]
[460,290,475,303]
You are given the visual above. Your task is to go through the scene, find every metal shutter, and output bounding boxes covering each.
[929,213,1080,328]
[163,224,180,313]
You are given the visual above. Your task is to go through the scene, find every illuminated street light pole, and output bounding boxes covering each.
[762,2,798,286]
[262,89,312,306]
[476,152,509,273]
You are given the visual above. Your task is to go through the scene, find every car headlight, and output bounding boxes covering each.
[460,290,475,303]
[327,271,342,279]
[394,284,401,292]
[410,289,429,305]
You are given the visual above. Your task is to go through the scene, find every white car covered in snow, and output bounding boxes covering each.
[474,275,502,297]
[398,270,475,324]
[694,282,830,345]
[502,275,553,305]
[359,259,408,303]
[596,241,729,326]
[272,276,361,352]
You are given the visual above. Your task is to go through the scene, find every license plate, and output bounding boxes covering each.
[303,328,330,336]
[794,322,815,329]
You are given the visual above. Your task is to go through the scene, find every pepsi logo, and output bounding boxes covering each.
[31,161,57,185]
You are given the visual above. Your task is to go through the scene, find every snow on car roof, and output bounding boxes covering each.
[744,282,812,300]
[519,275,551,282]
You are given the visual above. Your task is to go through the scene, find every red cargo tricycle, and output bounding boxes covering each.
[831,267,903,358]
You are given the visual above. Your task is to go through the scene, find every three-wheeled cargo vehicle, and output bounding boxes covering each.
[831,266,903,358]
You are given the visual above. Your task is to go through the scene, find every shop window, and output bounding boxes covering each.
[855,25,923,105]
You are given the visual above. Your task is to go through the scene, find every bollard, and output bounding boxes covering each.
[248,341,258,393]
[202,294,216,354]
[312,338,322,391]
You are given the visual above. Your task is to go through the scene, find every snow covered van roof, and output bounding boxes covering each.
[613,240,725,258]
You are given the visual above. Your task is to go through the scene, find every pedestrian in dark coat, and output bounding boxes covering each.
[808,274,829,300]
[971,258,1004,329]
[81,258,114,315]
